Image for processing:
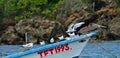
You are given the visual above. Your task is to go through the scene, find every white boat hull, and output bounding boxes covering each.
[3,31,98,58]
[20,39,89,58]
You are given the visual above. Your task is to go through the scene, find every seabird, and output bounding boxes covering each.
[66,22,85,32]
[58,35,64,40]
[78,23,107,34]
[66,26,76,36]
[50,38,54,43]
[66,28,76,33]
[90,23,107,28]
[66,22,85,37]
[40,41,45,45]
[22,43,33,48]
[65,37,71,40]
[72,22,85,29]
[67,32,76,37]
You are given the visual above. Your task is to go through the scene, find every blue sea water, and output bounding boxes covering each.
[0,41,120,58]
[79,41,120,58]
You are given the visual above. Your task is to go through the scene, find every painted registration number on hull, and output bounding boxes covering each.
[37,44,72,58]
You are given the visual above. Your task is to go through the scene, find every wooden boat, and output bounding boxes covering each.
[3,31,98,58]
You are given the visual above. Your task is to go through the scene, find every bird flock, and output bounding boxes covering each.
[22,22,106,49]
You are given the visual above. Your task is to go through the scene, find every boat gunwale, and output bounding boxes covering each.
[3,31,98,58]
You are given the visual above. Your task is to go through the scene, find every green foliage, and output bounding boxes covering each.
[114,0,120,6]
[1,0,102,22]
[1,0,119,23]
[14,0,48,22]
[0,0,63,23]
[4,0,18,16]
[0,0,5,18]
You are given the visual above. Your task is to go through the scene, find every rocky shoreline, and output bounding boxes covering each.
[0,0,120,45]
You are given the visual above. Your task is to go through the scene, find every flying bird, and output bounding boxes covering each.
[66,22,85,36]
[66,22,85,32]
[72,22,85,29]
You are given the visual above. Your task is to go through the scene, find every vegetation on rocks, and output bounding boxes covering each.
[0,0,120,45]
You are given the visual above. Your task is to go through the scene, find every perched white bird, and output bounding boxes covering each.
[58,35,64,40]
[22,43,33,48]
[65,37,71,40]
[67,32,76,37]
[40,41,45,45]
[50,38,54,43]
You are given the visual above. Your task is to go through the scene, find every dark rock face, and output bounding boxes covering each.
[110,21,120,35]
[0,26,22,45]
[0,17,66,44]
[109,20,120,40]
[61,0,118,41]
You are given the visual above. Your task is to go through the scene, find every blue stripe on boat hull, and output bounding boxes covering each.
[3,31,98,58]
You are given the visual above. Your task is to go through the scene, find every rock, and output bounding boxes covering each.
[110,21,120,35]
[0,16,67,44]
[0,26,22,44]
[62,0,118,42]
[0,0,119,44]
